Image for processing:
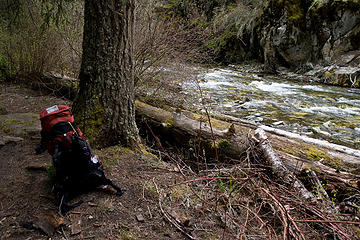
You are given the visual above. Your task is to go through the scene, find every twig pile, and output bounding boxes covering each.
[142,103,360,239]
[153,147,360,240]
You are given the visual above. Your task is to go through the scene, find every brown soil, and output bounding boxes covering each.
[0,83,189,240]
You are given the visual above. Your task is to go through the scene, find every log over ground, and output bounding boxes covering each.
[135,101,360,199]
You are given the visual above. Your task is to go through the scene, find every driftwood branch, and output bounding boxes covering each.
[254,128,314,200]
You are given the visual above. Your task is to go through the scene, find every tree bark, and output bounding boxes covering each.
[254,128,314,200]
[135,101,249,161]
[73,0,139,148]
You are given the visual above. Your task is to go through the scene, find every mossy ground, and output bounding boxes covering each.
[0,83,192,239]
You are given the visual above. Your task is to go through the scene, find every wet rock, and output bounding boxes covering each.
[333,50,360,66]
[323,121,336,129]
[215,0,360,74]
[272,121,284,126]
[305,66,360,87]
[312,127,331,137]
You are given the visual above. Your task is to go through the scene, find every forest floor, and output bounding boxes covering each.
[1,83,360,240]
[0,83,207,240]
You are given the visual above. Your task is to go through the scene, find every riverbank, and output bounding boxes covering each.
[1,83,360,239]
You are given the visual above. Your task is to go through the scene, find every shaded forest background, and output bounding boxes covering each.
[0,0,232,83]
[1,0,359,89]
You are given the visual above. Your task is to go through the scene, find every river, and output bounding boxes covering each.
[183,66,360,149]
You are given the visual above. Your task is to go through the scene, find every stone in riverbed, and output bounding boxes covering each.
[305,66,360,87]
[312,127,331,137]
[272,121,284,126]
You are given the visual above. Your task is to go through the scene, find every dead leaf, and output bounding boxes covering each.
[70,214,82,235]
[33,212,65,236]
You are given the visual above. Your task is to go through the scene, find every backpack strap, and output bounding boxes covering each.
[68,122,79,136]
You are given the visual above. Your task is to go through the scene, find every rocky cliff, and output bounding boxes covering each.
[214,0,360,86]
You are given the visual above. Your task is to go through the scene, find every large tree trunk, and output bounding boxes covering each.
[73,0,139,148]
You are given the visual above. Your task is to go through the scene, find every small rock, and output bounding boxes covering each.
[272,121,284,126]
[136,214,145,223]
[0,136,24,146]
[311,127,331,137]
[323,121,336,129]
[26,163,49,172]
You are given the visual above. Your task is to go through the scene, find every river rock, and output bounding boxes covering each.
[312,127,331,137]
[333,50,360,67]
[323,121,336,129]
[272,121,284,126]
[305,65,360,87]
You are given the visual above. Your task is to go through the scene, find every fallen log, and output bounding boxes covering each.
[136,101,359,167]
[135,101,249,161]
[135,101,360,197]
[260,125,360,159]
[254,128,314,200]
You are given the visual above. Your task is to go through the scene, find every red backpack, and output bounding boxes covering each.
[40,105,85,155]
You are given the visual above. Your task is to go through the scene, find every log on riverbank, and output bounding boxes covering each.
[135,100,250,161]
[135,101,360,191]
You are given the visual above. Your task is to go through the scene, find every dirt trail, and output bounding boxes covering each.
[0,83,186,240]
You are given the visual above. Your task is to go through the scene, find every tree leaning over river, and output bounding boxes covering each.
[73,0,139,148]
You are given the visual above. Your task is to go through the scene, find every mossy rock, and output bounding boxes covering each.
[0,113,40,137]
